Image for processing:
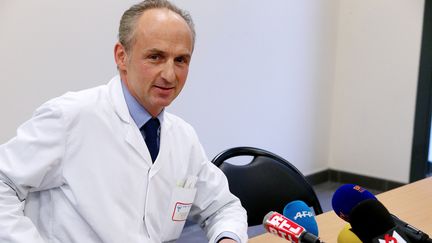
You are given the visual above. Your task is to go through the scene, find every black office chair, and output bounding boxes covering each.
[212,146,323,226]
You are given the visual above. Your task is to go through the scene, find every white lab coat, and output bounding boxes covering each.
[0,76,248,243]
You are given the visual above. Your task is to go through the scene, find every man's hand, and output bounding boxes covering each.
[218,239,237,243]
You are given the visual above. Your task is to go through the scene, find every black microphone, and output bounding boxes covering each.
[391,215,432,243]
[349,199,412,243]
[332,184,432,242]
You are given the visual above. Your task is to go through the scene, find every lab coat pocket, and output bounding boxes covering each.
[163,186,197,241]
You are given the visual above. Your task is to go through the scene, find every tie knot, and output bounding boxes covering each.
[142,118,160,131]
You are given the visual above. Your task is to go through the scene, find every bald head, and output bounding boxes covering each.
[118,0,195,54]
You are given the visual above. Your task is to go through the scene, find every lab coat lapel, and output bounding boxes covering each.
[107,76,153,165]
[148,112,173,177]
[124,123,153,165]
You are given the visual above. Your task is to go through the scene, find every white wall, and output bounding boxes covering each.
[329,0,425,183]
[0,1,338,175]
[0,1,129,139]
[170,0,338,174]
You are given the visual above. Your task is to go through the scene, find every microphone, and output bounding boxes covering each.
[283,200,319,236]
[349,199,412,243]
[391,215,432,243]
[331,184,432,242]
[263,211,324,243]
[337,224,362,243]
[331,184,377,221]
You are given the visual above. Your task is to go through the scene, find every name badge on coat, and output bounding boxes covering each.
[163,176,197,241]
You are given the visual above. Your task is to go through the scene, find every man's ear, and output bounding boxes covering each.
[114,42,128,71]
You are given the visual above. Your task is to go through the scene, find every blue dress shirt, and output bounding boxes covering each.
[121,81,164,150]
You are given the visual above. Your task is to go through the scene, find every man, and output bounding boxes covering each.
[0,1,248,242]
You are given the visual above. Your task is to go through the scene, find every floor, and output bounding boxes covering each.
[176,181,382,242]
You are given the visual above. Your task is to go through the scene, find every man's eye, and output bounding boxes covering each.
[148,54,161,60]
[175,57,187,64]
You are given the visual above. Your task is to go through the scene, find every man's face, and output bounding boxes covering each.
[115,8,193,117]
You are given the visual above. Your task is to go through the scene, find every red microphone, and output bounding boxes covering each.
[263,211,324,243]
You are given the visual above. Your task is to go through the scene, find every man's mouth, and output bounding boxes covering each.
[154,85,174,90]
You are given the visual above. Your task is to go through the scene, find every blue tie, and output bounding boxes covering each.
[141,118,160,162]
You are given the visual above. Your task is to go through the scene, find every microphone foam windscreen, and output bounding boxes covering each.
[331,184,377,221]
[337,224,362,243]
[283,200,319,236]
[349,199,396,242]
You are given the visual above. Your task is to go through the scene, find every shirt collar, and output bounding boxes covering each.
[121,80,164,128]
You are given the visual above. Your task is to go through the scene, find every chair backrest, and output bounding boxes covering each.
[212,146,323,226]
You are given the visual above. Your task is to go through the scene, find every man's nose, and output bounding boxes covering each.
[161,60,176,83]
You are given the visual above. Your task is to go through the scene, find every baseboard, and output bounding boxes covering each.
[305,169,405,191]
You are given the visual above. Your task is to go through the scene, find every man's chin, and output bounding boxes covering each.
[154,96,176,106]
[151,100,173,111]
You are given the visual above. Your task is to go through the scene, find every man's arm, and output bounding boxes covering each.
[0,102,66,242]
[189,160,248,243]
[0,180,46,242]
